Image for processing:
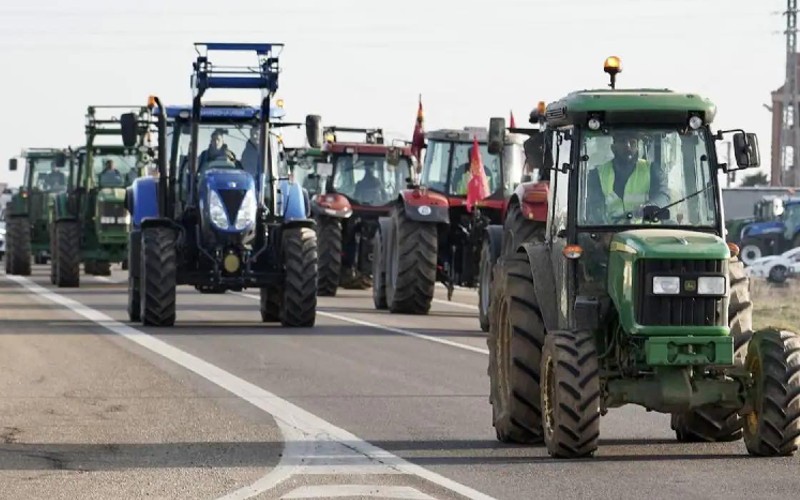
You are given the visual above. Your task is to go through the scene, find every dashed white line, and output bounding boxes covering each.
[6,275,496,500]
[281,485,436,499]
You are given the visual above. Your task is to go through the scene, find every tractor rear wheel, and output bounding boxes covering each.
[671,257,753,442]
[478,239,493,332]
[488,254,546,444]
[9,217,32,276]
[739,239,764,266]
[140,226,177,327]
[128,274,141,322]
[84,260,96,275]
[280,227,317,327]
[541,330,601,458]
[49,224,57,284]
[743,328,800,456]
[371,228,387,310]
[386,204,437,314]
[260,286,281,322]
[55,221,80,287]
[502,203,545,257]
[317,217,342,297]
[94,260,111,276]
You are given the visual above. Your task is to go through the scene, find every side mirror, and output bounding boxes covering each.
[488,117,506,155]
[54,152,67,167]
[733,132,760,169]
[120,113,139,148]
[8,158,17,171]
[305,115,322,149]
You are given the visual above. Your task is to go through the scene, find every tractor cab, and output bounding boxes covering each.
[421,128,525,202]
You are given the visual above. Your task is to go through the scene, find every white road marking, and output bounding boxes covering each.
[432,298,479,311]
[6,276,495,500]
[93,276,114,283]
[281,485,435,499]
[235,293,490,356]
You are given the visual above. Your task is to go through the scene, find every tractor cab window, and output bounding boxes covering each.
[783,203,800,238]
[332,153,409,206]
[577,127,717,228]
[93,153,138,188]
[290,155,320,195]
[31,158,68,192]
[450,142,499,196]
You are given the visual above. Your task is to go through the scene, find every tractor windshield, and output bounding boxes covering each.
[332,153,409,206]
[290,154,321,195]
[92,153,139,187]
[422,141,501,196]
[577,127,718,227]
[30,157,68,192]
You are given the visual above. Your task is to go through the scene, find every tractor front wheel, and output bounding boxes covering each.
[280,227,318,327]
[260,286,281,322]
[478,238,493,332]
[743,328,800,457]
[317,217,342,297]
[541,330,601,458]
[9,217,32,276]
[385,204,436,314]
[55,221,80,287]
[371,228,388,310]
[488,254,546,444]
[140,226,177,327]
[502,203,545,257]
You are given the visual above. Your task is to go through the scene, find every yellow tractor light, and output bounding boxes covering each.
[223,252,241,273]
[604,56,622,89]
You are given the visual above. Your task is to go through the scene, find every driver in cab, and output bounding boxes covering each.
[586,131,669,224]
[199,129,237,172]
[354,162,384,202]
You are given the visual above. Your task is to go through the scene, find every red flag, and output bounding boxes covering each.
[509,110,516,129]
[411,94,425,162]
[466,136,490,212]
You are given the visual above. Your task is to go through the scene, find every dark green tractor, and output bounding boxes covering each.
[50,105,148,286]
[4,149,69,275]
[487,57,800,458]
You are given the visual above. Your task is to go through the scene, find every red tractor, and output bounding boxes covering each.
[372,126,534,327]
[292,127,416,296]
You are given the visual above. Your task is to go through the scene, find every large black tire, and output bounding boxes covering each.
[743,328,800,456]
[93,260,111,276]
[488,254,546,443]
[49,224,57,284]
[55,221,80,287]
[127,274,140,322]
[84,260,96,275]
[541,330,601,458]
[140,227,177,327]
[9,217,32,276]
[478,239,493,332]
[317,217,342,297]
[260,286,281,322]
[386,205,437,314]
[280,227,318,327]
[371,229,387,310]
[502,203,545,257]
[671,258,753,442]
[739,238,764,266]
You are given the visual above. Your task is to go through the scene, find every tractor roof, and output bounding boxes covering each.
[545,89,717,128]
[21,148,65,158]
[157,100,286,121]
[324,142,413,156]
[427,128,526,144]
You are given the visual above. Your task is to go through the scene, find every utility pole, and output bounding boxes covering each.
[780,0,799,186]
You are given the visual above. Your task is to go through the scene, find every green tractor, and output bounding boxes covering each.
[4,148,69,275]
[50,105,148,286]
[487,57,800,458]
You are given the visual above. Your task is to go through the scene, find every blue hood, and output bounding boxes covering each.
[199,168,256,233]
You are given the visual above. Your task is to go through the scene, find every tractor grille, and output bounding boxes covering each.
[634,259,725,327]
[99,202,128,226]
[218,189,246,223]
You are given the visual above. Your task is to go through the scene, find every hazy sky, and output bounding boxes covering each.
[0,0,785,187]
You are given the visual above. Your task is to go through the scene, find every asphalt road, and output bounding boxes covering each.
[1,265,799,499]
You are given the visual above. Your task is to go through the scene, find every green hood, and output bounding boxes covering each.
[611,229,730,260]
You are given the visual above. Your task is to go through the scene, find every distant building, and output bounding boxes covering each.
[770,53,800,187]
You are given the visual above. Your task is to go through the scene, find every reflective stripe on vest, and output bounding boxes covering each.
[598,160,650,217]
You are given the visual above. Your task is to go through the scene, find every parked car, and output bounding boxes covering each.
[744,246,800,284]
[0,220,6,260]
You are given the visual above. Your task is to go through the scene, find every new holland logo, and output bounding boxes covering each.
[684,280,697,292]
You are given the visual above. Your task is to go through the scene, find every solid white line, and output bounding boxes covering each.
[432,298,479,311]
[235,293,490,356]
[281,485,435,499]
[6,276,495,500]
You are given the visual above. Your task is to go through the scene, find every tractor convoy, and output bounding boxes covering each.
[3,49,798,460]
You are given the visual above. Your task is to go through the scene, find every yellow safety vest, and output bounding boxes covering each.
[598,160,650,219]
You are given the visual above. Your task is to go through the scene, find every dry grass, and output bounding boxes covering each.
[750,279,800,331]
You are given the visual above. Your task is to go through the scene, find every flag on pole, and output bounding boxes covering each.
[466,136,490,212]
[411,94,425,162]
[510,110,516,129]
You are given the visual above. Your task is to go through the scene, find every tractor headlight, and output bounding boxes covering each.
[652,276,680,295]
[208,190,229,229]
[697,276,726,295]
[235,187,256,230]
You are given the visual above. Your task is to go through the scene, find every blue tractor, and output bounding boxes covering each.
[120,43,322,327]
[738,196,800,266]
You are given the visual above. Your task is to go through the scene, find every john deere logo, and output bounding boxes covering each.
[684,280,697,292]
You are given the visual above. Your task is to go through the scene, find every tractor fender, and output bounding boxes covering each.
[741,221,785,239]
[281,179,313,223]
[398,189,449,223]
[484,224,504,265]
[310,192,353,219]
[130,177,160,230]
[519,242,559,333]
[513,181,549,222]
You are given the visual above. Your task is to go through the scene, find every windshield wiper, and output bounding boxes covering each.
[644,183,712,222]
